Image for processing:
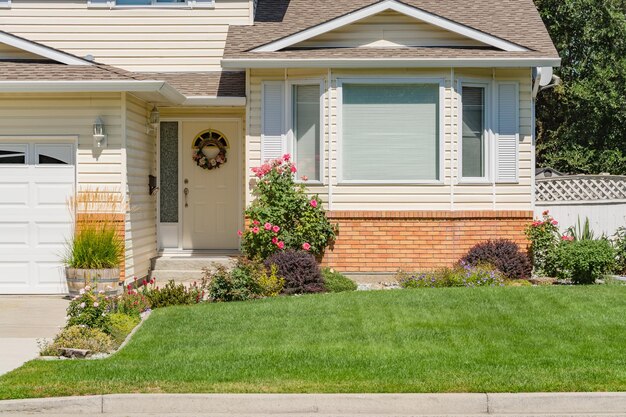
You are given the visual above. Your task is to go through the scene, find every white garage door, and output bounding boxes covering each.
[0,142,75,294]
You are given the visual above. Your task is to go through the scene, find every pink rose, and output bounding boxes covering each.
[93,302,99,308]
[272,237,278,244]
[252,227,260,234]
[264,222,272,231]
[237,230,243,237]
[79,302,86,308]
[301,175,309,182]
[277,241,285,249]
[253,220,260,226]
[302,242,311,251]
[543,210,549,216]
[291,165,297,173]
[272,225,280,233]
[551,220,558,226]
[310,199,318,208]
[282,154,291,161]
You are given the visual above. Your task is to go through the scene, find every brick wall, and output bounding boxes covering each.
[321,210,532,273]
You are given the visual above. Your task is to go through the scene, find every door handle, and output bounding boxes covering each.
[184,187,189,207]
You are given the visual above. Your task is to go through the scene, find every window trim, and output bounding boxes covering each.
[336,77,445,185]
[458,80,492,184]
[89,0,214,9]
[34,143,75,167]
[286,79,325,185]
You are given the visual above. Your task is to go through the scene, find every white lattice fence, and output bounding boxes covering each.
[536,175,626,202]
[535,175,626,235]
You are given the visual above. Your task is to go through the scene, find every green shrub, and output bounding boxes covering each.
[40,325,114,356]
[66,286,112,333]
[258,264,285,297]
[525,210,562,276]
[204,259,285,302]
[554,239,616,284]
[108,313,140,345]
[265,250,325,294]
[397,264,505,288]
[322,268,357,292]
[142,280,203,308]
[613,227,626,275]
[242,155,337,260]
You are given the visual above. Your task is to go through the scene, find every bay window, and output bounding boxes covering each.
[291,83,322,182]
[340,81,441,183]
[461,84,488,180]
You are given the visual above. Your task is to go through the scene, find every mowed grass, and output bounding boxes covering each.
[2,287,626,399]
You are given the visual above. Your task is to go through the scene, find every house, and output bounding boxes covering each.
[0,0,560,294]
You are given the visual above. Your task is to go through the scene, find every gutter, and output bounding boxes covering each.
[183,96,247,107]
[222,57,562,69]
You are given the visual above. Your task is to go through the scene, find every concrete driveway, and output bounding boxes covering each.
[0,296,68,375]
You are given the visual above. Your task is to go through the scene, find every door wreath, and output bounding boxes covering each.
[192,129,228,170]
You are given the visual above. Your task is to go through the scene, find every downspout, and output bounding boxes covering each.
[492,68,497,210]
[327,67,333,211]
[450,67,455,211]
[531,68,537,216]
[284,68,288,156]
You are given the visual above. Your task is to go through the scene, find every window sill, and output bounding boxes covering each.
[457,179,492,185]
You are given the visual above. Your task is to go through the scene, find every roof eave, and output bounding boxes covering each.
[222,57,562,69]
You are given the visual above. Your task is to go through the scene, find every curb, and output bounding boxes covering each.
[1,393,626,415]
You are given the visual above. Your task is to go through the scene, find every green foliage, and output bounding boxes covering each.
[566,216,598,241]
[257,264,285,297]
[113,285,151,319]
[66,286,112,333]
[397,263,505,288]
[242,155,337,260]
[613,227,626,275]
[64,225,123,269]
[40,325,114,356]
[108,313,140,345]
[204,259,285,302]
[554,239,616,284]
[525,210,562,276]
[142,280,203,308]
[534,0,626,174]
[322,268,357,292]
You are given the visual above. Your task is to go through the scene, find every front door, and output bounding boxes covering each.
[181,120,240,250]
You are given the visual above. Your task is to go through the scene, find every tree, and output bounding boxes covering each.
[534,0,626,174]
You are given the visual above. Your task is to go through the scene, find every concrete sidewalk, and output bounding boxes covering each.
[1,393,626,416]
[0,296,68,375]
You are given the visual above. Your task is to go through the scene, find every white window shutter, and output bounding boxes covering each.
[496,82,519,183]
[261,82,285,162]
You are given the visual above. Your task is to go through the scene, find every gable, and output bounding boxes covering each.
[294,10,487,49]
[0,43,45,60]
[252,0,528,53]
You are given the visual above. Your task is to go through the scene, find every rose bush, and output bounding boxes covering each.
[525,210,562,276]
[241,155,337,260]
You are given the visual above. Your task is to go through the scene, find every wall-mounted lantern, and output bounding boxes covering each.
[93,117,107,148]
[147,106,160,134]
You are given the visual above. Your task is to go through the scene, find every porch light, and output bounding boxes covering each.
[93,117,107,148]
[147,106,160,134]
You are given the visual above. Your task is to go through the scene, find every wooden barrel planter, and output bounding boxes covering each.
[66,268,121,297]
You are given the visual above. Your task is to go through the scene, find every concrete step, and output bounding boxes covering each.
[150,270,206,283]
[151,256,236,271]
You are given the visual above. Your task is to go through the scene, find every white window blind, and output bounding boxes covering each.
[341,83,440,182]
[293,84,321,181]
[496,83,519,183]
[262,82,285,162]
[461,86,486,179]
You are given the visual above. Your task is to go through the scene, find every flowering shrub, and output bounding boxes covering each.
[397,263,505,288]
[461,239,532,280]
[613,227,626,275]
[242,155,337,260]
[141,279,204,308]
[204,258,284,302]
[525,210,562,276]
[66,285,112,333]
[114,283,151,319]
[40,326,114,356]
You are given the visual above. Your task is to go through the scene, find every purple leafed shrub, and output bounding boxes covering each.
[461,239,532,280]
[264,250,325,294]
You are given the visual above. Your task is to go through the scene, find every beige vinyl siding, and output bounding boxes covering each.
[248,68,533,211]
[124,93,157,279]
[1,0,251,72]
[0,92,124,193]
[0,42,42,59]
[297,10,485,49]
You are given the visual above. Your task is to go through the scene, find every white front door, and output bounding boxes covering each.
[0,142,75,294]
[181,120,240,250]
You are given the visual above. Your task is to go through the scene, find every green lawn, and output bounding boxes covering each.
[2,287,626,399]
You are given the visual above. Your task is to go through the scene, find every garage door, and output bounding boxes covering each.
[0,142,75,294]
